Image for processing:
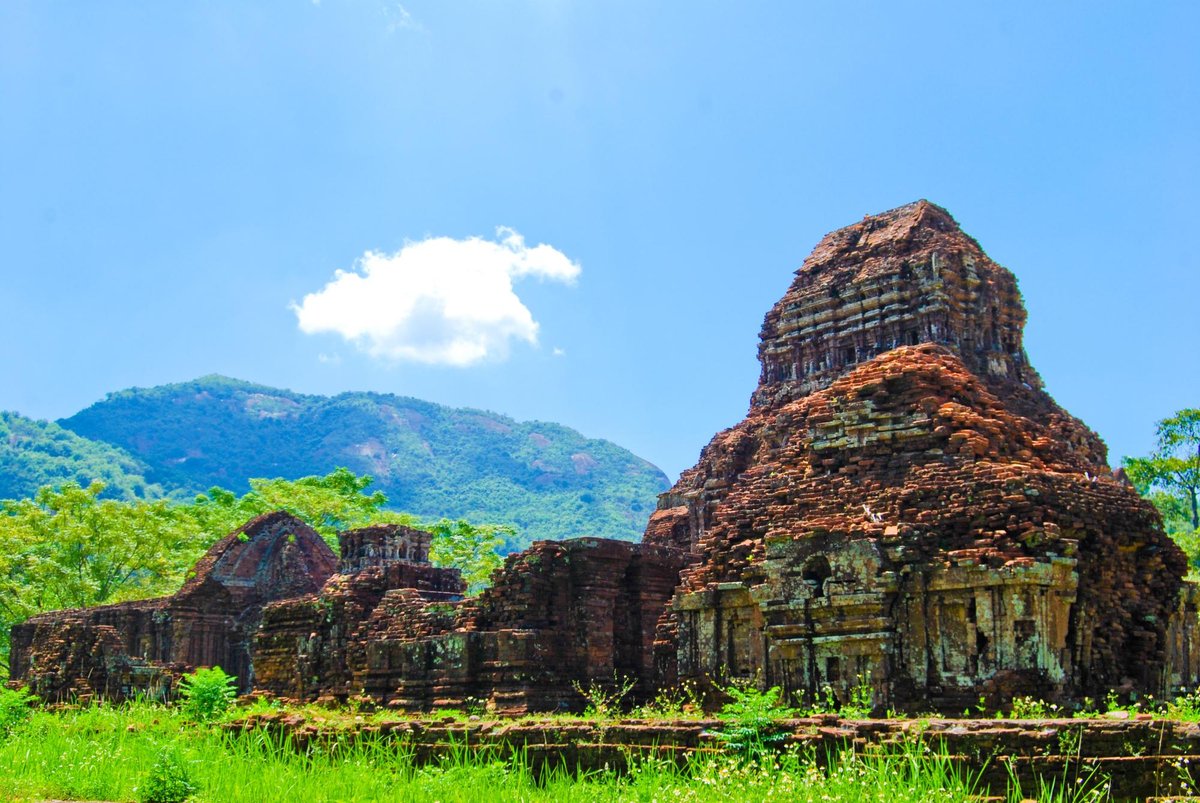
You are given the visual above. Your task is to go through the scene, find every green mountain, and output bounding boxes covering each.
[58,376,669,547]
[0,411,161,501]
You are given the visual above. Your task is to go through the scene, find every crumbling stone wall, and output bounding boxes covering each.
[12,512,689,713]
[252,523,466,702]
[253,536,690,714]
[651,201,1198,712]
[339,524,431,571]
[9,511,337,700]
[227,711,1200,800]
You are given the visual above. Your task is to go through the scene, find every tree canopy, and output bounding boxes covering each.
[1123,408,1200,532]
[1124,408,1200,572]
[428,518,510,594]
[186,467,418,546]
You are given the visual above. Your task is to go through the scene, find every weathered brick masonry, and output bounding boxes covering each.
[12,200,1197,714]
[253,535,689,713]
[651,200,1200,711]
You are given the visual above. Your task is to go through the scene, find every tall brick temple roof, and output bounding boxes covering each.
[648,201,1195,709]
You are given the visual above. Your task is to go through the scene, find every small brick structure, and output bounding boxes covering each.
[252,536,690,713]
[11,200,1198,716]
[8,511,338,700]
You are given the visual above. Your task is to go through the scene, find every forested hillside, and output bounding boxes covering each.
[58,376,668,547]
[0,412,160,501]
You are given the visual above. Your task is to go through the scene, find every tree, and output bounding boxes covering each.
[1124,409,1200,531]
[184,467,418,548]
[428,518,511,594]
[0,481,208,672]
[0,482,205,611]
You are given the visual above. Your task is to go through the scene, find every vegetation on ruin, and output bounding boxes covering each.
[708,682,793,758]
[19,666,1200,800]
[428,517,510,593]
[177,667,238,723]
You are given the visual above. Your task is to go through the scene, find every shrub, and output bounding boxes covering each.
[137,748,196,803]
[711,682,793,758]
[1167,689,1200,721]
[794,682,838,716]
[177,666,237,722]
[0,685,34,733]
[633,678,704,718]
[572,674,636,719]
[840,674,875,718]
[1009,696,1064,719]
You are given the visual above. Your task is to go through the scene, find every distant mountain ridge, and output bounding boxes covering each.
[56,375,669,547]
[0,411,161,501]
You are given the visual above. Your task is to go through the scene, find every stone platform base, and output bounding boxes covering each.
[226,712,1200,800]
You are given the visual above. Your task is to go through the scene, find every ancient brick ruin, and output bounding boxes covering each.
[253,535,688,712]
[9,511,338,701]
[11,200,1198,714]
[11,514,689,713]
[648,200,1200,711]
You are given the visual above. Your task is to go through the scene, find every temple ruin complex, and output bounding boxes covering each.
[12,201,1197,713]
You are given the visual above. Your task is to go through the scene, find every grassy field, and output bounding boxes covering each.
[0,700,1023,803]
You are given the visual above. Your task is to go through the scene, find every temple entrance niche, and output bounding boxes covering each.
[802,556,832,599]
[751,535,894,705]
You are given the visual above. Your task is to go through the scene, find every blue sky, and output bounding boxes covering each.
[1,1,1196,481]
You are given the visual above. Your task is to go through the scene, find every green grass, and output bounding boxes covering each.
[0,701,996,802]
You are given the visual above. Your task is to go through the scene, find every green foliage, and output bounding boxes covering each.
[137,748,196,803]
[0,481,209,671]
[1102,690,1143,717]
[632,679,704,718]
[0,701,985,803]
[1142,490,1197,535]
[1009,696,1061,719]
[571,674,636,719]
[0,685,34,734]
[839,675,875,718]
[794,682,840,716]
[1166,689,1200,722]
[0,411,161,502]
[711,682,794,758]
[429,518,509,593]
[1002,754,1108,802]
[187,467,417,549]
[58,375,668,547]
[1123,408,1200,534]
[177,666,237,722]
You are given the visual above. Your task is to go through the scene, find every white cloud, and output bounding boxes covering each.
[383,3,421,33]
[294,227,580,366]
[552,347,566,357]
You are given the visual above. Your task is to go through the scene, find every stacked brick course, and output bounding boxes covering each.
[252,523,465,702]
